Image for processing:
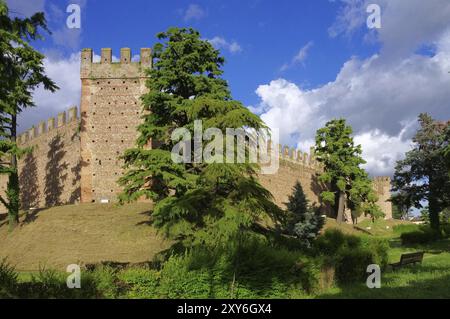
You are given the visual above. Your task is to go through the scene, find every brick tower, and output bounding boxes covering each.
[79,48,151,203]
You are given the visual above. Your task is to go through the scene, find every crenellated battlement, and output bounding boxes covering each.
[267,141,321,171]
[80,48,152,79]
[17,106,78,145]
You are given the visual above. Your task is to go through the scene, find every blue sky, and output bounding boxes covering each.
[28,0,379,105]
[7,0,450,177]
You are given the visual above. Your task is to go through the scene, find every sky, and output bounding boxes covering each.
[6,0,450,177]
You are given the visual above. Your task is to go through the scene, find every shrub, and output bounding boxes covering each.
[441,224,450,238]
[0,258,18,298]
[393,224,421,235]
[89,266,119,298]
[335,247,373,283]
[314,229,389,284]
[118,268,160,299]
[400,227,442,245]
[158,255,212,299]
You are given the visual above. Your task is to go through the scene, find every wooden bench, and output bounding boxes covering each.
[389,252,424,270]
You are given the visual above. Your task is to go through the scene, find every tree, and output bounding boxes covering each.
[284,182,324,248]
[444,124,450,176]
[119,27,282,249]
[0,1,57,230]
[394,114,450,230]
[390,191,412,220]
[393,114,450,230]
[314,119,382,223]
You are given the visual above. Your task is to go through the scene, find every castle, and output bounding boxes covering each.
[0,48,392,222]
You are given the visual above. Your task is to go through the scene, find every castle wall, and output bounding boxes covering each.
[0,108,81,211]
[0,47,393,223]
[258,145,325,208]
[79,48,151,203]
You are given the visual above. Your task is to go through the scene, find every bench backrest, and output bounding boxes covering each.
[400,252,424,264]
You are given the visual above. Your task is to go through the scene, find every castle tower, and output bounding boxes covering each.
[373,176,393,220]
[80,48,152,203]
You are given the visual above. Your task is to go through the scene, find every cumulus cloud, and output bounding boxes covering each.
[253,29,450,176]
[280,41,314,71]
[183,4,206,21]
[208,36,242,54]
[330,0,450,59]
[18,53,81,133]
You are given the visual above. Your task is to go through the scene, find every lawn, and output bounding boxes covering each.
[318,231,450,298]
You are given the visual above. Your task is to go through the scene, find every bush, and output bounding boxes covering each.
[158,254,212,299]
[393,224,421,235]
[314,229,389,284]
[0,258,18,298]
[89,266,119,298]
[118,268,159,299]
[441,224,450,238]
[400,227,442,245]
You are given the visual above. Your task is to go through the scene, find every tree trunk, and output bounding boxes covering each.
[428,192,440,231]
[8,114,20,231]
[336,191,345,224]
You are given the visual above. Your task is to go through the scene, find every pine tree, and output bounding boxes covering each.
[314,119,382,223]
[119,27,282,248]
[0,1,57,230]
[284,182,324,248]
[393,114,450,230]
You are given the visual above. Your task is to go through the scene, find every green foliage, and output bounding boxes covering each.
[392,223,421,234]
[393,114,450,230]
[283,182,325,248]
[89,266,119,298]
[119,27,282,248]
[0,0,58,229]
[118,268,160,299]
[400,226,446,245]
[314,229,389,284]
[0,258,18,298]
[314,119,382,222]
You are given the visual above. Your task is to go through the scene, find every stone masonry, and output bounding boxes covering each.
[0,48,392,221]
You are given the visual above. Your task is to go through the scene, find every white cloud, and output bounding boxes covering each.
[251,1,450,177]
[330,0,450,59]
[183,4,206,21]
[18,53,81,133]
[253,30,450,176]
[208,36,242,54]
[280,41,314,71]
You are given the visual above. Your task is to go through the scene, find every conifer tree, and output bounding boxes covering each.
[119,27,282,248]
[314,119,382,223]
[0,1,57,230]
[393,114,450,230]
[284,182,324,247]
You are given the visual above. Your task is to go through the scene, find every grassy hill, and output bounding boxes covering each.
[0,203,170,271]
[1,204,449,298]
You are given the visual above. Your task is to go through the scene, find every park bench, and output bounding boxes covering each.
[389,251,424,270]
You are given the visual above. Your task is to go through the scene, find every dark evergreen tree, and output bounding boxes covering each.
[0,1,57,230]
[119,27,282,248]
[284,182,324,247]
[393,114,450,230]
[314,119,382,223]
